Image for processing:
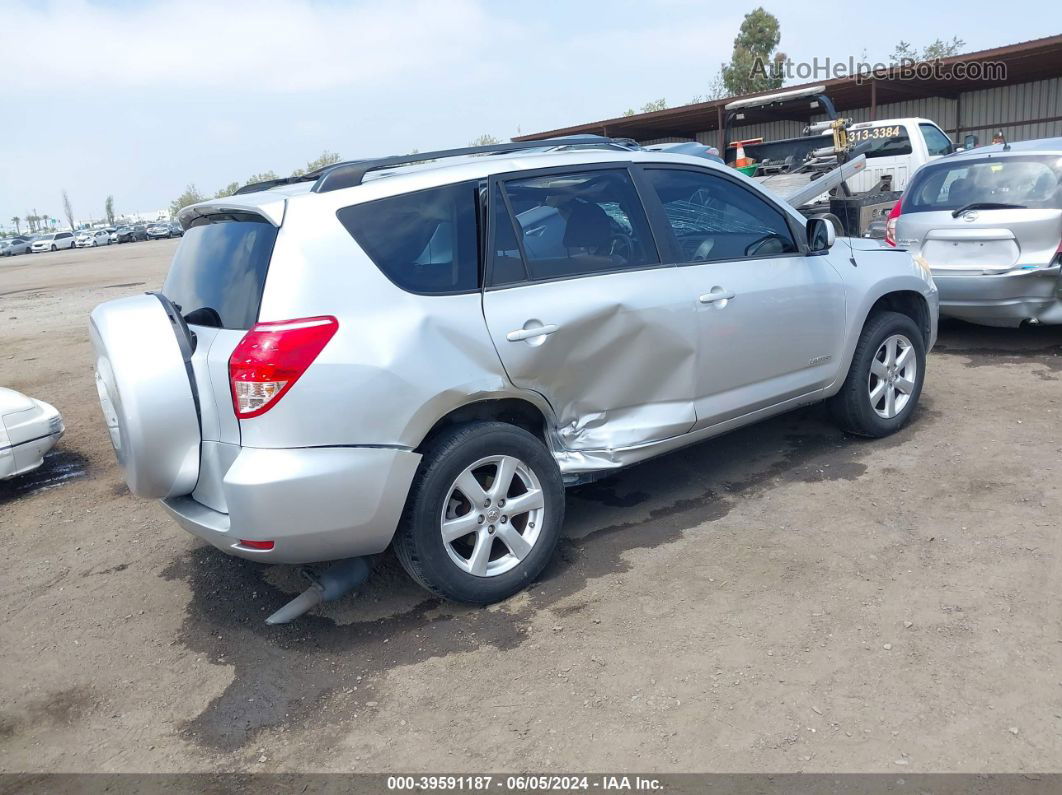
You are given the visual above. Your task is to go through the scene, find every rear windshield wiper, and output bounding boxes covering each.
[951,202,1026,218]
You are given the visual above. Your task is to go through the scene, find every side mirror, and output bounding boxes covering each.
[963,134,978,150]
[806,217,835,252]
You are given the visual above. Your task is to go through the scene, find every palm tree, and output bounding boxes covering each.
[11,217,20,235]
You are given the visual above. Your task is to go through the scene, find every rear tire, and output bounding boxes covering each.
[394,422,564,604]
[828,310,926,437]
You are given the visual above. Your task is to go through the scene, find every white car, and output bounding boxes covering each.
[30,232,75,252]
[75,229,111,248]
[0,388,64,480]
[0,237,31,256]
[107,227,118,244]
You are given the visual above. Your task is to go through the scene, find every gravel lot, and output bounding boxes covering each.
[1,242,1059,774]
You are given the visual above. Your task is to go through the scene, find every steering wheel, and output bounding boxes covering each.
[745,233,789,257]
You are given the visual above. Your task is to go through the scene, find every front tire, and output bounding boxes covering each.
[394,422,564,604]
[828,310,926,437]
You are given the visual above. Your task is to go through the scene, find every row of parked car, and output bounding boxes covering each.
[0,221,183,256]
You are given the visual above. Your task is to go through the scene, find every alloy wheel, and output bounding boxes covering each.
[868,333,917,419]
[440,455,545,577]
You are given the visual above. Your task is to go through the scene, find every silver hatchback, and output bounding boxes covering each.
[90,139,937,607]
[892,138,1062,326]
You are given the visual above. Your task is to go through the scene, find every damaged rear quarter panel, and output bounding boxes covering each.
[246,197,550,450]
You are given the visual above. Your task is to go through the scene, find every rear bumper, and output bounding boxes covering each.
[932,265,1062,327]
[161,445,421,564]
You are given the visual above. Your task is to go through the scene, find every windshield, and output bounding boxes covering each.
[905,154,1062,213]
[162,214,277,329]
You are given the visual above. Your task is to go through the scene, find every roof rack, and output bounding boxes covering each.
[233,136,640,196]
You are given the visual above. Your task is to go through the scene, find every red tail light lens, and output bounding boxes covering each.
[884,198,903,247]
[229,316,338,419]
[238,539,275,550]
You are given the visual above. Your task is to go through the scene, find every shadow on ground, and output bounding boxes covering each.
[161,397,943,752]
[934,318,1062,377]
[0,449,89,504]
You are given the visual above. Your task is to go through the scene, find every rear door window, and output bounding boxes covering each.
[337,181,480,294]
[163,214,278,329]
[489,183,528,287]
[494,168,659,284]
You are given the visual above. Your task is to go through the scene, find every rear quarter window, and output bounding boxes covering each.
[162,214,278,329]
[336,181,480,294]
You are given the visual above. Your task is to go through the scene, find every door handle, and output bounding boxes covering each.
[506,323,559,342]
[699,289,736,304]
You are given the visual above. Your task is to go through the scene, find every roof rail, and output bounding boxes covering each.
[311,135,641,193]
[231,136,639,196]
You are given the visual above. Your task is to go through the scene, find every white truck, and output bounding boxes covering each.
[723,86,955,236]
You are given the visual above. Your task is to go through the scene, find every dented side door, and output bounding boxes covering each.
[481,166,698,452]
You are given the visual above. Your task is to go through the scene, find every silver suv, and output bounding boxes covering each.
[90,138,938,605]
[892,137,1062,326]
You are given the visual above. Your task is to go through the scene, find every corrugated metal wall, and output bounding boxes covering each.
[643,77,1060,148]
[958,77,1061,143]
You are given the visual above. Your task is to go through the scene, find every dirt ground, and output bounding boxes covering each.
[0,241,1059,774]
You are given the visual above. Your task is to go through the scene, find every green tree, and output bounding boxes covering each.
[170,184,207,216]
[62,190,75,231]
[891,37,965,63]
[245,171,280,186]
[468,133,501,146]
[104,195,115,225]
[641,98,668,113]
[214,182,240,198]
[720,7,787,96]
[292,150,342,177]
[11,216,20,235]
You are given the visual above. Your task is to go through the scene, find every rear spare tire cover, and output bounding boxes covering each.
[89,293,201,498]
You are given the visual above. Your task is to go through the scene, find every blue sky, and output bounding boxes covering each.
[1,0,1056,228]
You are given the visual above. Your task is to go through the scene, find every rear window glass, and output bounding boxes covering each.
[162,215,278,329]
[336,181,480,294]
[847,124,913,159]
[904,155,1062,213]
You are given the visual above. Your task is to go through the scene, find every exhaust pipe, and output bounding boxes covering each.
[265,557,371,625]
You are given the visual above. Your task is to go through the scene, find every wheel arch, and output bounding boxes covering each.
[865,290,933,348]
[827,284,935,396]
[413,396,554,454]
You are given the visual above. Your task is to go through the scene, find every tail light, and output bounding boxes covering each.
[884,198,903,247]
[229,316,338,419]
